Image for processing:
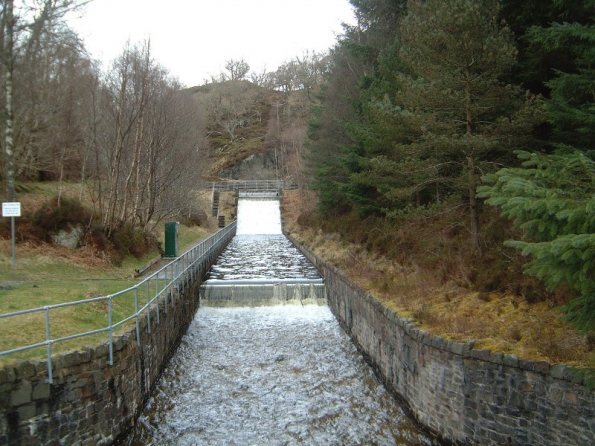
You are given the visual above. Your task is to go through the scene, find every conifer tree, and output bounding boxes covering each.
[479,150,595,332]
[479,4,595,331]
[527,18,595,150]
[395,0,538,252]
[306,0,407,216]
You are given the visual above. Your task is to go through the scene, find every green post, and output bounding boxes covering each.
[164,222,179,257]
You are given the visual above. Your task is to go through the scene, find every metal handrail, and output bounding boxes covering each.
[0,221,237,383]
[204,180,298,191]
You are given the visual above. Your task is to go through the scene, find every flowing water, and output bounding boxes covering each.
[122,306,438,445]
[204,235,321,282]
[205,198,320,283]
[119,198,439,445]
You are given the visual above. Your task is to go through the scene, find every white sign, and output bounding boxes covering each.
[2,202,21,217]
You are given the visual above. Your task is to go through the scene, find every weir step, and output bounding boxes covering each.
[199,282,326,308]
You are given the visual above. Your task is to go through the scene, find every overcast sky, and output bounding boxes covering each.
[67,0,356,87]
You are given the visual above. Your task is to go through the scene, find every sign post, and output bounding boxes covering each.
[2,202,21,268]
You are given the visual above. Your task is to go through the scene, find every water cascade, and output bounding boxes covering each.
[236,193,282,235]
[120,195,439,445]
[200,195,325,306]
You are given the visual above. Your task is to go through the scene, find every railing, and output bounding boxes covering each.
[0,221,237,384]
[204,180,298,191]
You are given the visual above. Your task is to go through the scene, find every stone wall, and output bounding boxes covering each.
[0,264,216,445]
[288,235,595,445]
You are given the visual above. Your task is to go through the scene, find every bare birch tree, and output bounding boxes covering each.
[0,0,89,200]
[93,40,207,233]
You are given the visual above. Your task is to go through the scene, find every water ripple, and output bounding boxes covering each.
[121,306,439,446]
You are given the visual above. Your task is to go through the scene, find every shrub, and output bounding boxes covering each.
[32,197,94,241]
[110,223,151,259]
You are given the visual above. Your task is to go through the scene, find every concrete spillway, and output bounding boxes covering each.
[236,196,282,235]
[200,197,325,307]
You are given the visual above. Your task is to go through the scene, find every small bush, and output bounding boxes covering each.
[32,197,94,241]
[111,223,151,259]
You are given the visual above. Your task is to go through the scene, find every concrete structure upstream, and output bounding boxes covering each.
[200,193,326,307]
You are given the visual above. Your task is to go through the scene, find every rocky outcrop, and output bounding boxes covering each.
[50,224,84,249]
[219,151,278,180]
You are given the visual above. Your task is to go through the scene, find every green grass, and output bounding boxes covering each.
[0,224,212,365]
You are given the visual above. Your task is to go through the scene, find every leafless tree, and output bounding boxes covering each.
[200,80,260,141]
[224,58,250,81]
[92,40,207,233]
[0,0,89,200]
[249,66,275,89]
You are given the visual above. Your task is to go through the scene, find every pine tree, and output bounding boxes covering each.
[306,0,407,216]
[527,19,595,150]
[395,0,539,252]
[479,150,595,332]
[478,6,595,332]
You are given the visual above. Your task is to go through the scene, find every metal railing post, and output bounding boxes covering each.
[108,296,113,366]
[45,307,53,384]
[164,265,169,315]
[146,280,151,334]
[135,287,140,346]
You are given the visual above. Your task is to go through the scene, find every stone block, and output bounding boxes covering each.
[62,351,83,368]
[528,360,550,375]
[503,354,519,368]
[431,335,445,350]
[78,350,91,363]
[4,366,16,383]
[418,330,430,344]
[17,402,36,420]
[10,381,32,406]
[468,349,491,362]
[34,360,48,374]
[33,381,50,400]
[94,344,109,359]
[15,361,36,380]
[489,352,504,365]
[451,341,473,356]
[550,364,574,381]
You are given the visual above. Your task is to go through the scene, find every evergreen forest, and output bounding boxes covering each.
[305,0,595,340]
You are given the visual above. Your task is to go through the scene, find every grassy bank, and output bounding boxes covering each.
[0,222,211,364]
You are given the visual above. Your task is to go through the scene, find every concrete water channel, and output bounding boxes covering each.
[119,195,440,445]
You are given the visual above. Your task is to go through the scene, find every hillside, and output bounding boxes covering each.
[188,81,286,179]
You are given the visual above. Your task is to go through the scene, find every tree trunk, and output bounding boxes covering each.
[4,0,15,201]
[466,68,480,253]
[468,155,480,253]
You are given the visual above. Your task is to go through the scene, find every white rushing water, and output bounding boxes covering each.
[236,198,282,235]
[122,306,438,446]
[119,199,439,445]
[205,235,321,281]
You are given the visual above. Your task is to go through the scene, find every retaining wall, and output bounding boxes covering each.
[0,262,217,445]
[288,234,595,445]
